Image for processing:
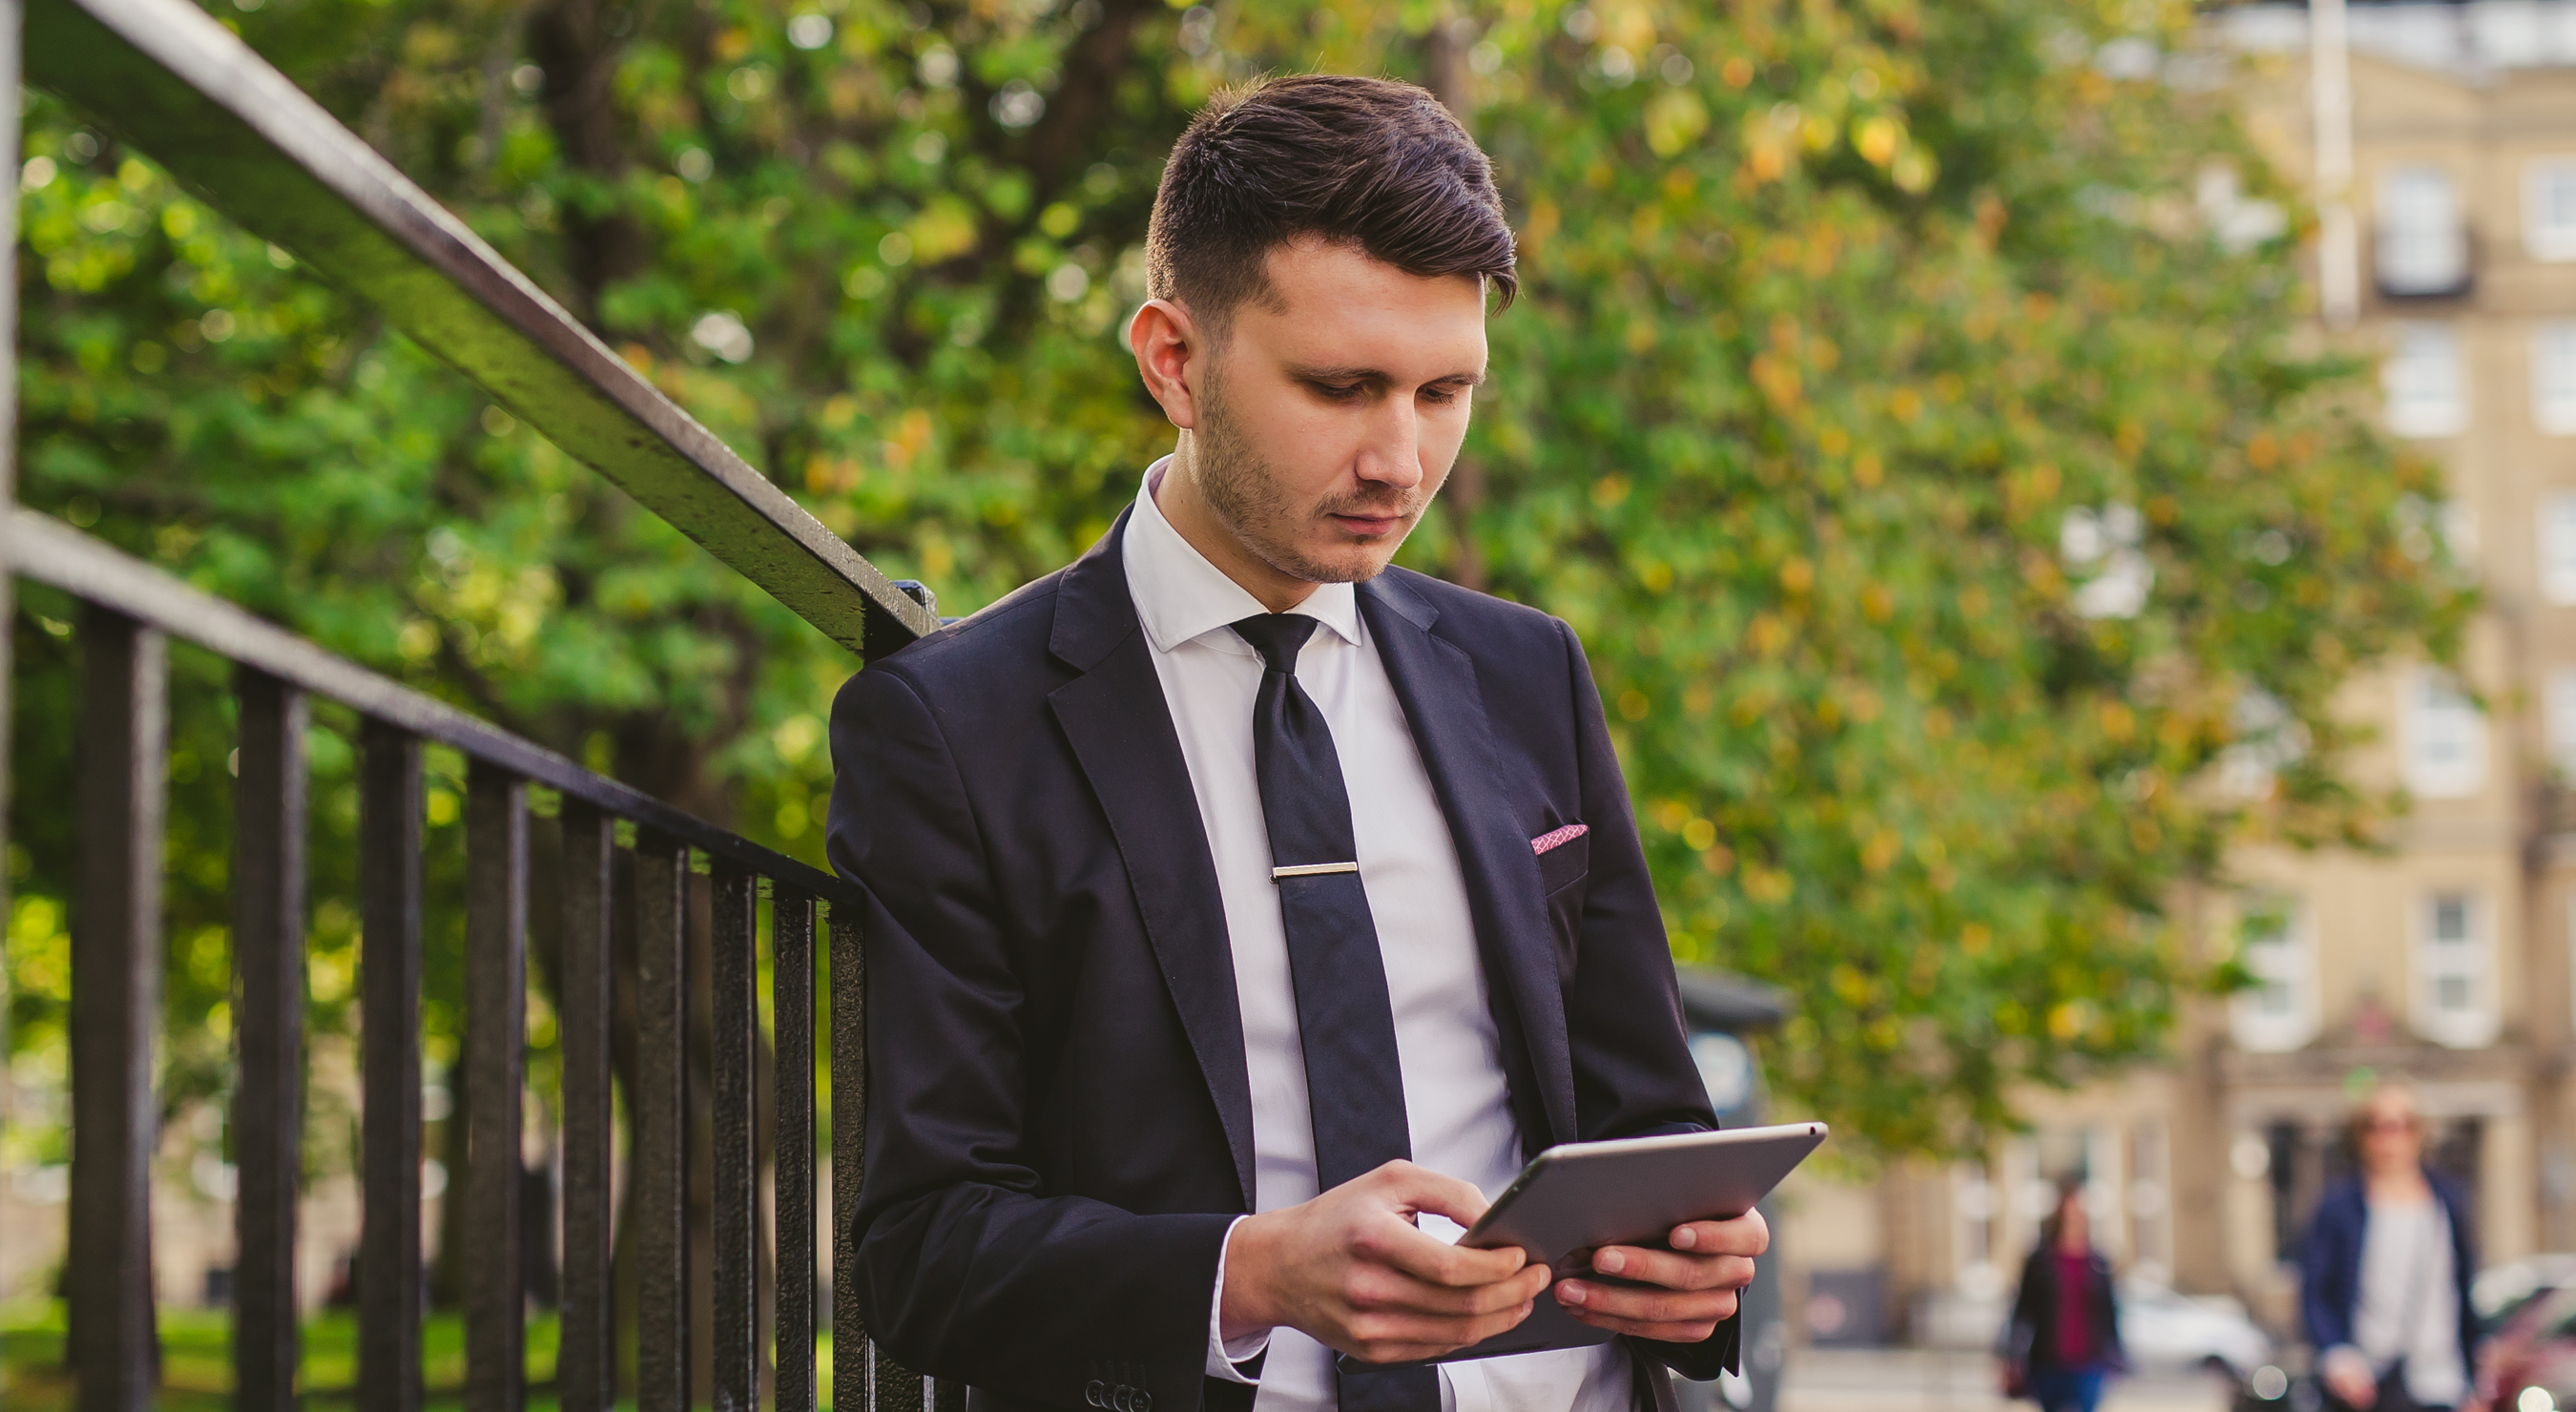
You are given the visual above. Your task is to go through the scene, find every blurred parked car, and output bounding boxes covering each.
[2479,1256,2576,1325]
[2468,1257,2576,1412]
[2119,1278,2275,1381]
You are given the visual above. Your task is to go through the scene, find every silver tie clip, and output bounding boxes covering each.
[1271,862,1360,881]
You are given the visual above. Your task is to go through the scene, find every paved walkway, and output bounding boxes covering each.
[1776,1349,2233,1412]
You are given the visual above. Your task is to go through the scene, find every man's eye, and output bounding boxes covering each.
[1421,386,1461,405]
[1312,382,1363,400]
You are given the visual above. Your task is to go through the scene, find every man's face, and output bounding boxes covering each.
[1187,239,1488,587]
[2359,1095,2424,1173]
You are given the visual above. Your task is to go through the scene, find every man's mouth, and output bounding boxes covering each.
[1326,508,1411,536]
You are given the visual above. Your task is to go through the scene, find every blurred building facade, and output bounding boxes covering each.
[1778,0,2576,1349]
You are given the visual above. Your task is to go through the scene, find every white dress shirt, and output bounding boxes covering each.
[1121,463,1633,1412]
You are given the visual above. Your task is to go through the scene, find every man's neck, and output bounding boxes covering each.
[1153,448,1318,614]
[2366,1165,2433,1205]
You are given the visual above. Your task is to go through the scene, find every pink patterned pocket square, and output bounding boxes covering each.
[1530,823,1589,855]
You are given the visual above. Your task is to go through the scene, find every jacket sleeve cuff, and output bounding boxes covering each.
[1629,1309,1743,1381]
[1207,1215,1270,1381]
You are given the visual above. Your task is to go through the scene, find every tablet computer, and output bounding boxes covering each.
[1361,1121,1828,1367]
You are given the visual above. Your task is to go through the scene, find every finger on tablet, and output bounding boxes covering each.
[1590,1245,1755,1292]
[1364,1214,1529,1289]
[1367,1160,1493,1231]
[1669,1209,1769,1256]
[1553,1277,1738,1338]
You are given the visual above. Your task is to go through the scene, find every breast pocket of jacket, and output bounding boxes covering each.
[1533,825,1590,971]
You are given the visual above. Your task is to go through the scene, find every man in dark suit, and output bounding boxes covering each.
[830,73,1766,1412]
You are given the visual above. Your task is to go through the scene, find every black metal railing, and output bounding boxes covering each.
[26,512,907,1410]
[2,0,956,1402]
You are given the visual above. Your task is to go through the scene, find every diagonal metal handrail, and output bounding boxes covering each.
[23,0,940,659]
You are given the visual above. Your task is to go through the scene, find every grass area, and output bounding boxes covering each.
[0,1300,557,1408]
[0,1302,842,1408]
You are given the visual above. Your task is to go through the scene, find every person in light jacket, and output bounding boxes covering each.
[2300,1083,2480,1412]
[2005,1180,2125,1412]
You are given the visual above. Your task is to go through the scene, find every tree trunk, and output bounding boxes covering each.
[1421,11,1474,117]
[1421,11,1489,593]
[524,0,650,324]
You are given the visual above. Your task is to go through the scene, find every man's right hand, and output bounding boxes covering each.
[2320,1346,2378,1409]
[1219,1160,1551,1365]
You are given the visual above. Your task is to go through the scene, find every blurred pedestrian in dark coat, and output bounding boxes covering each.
[2300,1083,2480,1412]
[2005,1181,2125,1412]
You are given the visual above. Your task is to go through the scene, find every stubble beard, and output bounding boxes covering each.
[1191,358,1424,587]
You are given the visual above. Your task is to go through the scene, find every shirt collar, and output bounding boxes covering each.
[1124,458,1361,656]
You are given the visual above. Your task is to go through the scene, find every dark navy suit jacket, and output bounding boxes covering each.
[2297,1170,2480,1376]
[827,512,1729,1412]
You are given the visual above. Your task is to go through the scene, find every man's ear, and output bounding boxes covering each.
[1129,298,1204,430]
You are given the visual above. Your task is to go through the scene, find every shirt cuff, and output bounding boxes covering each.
[1208,1215,1271,1381]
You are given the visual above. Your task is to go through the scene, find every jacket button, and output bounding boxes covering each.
[1084,1380,1108,1407]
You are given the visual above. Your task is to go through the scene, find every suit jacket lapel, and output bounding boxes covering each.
[1047,509,1257,1208]
[1358,576,1580,1149]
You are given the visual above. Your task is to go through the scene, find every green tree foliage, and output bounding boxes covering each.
[1448,3,2469,1148]
[2,0,2467,1168]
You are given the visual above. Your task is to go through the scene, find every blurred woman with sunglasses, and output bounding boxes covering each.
[2300,1082,2481,1411]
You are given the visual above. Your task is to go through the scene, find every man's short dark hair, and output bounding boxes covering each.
[1146,73,1518,327]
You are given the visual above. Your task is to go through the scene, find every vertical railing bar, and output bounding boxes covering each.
[359,720,426,1412]
[464,760,530,1412]
[232,667,308,1412]
[872,1343,923,1412]
[712,865,759,1412]
[634,834,691,1412]
[0,16,22,1404]
[830,899,870,1412]
[67,606,165,1412]
[557,800,616,1412]
[773,886,817,1412]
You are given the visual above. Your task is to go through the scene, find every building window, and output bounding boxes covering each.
[2548,669,2576,776]
[2531,159,2576,262]
[2377,166,2469,295]
[1950,1162,1998,1295]
[2264,1121,2299,1260]
[2231,894,2317,1052]
[2566,892,2576,1050]
[2545,493,2576,603]
[2130,1119,2173,1289]
[2384,322,2468,438]
[2537,323,2576,433]
[2417,889,2497,1049]
[2402,669,2487,799]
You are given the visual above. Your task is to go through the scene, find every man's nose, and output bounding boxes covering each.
[1356,398,1426,490]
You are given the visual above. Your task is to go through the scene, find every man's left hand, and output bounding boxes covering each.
[1553,1209,1768,1344]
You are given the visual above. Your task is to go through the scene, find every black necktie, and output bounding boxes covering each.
[1231,613,1439,1412]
